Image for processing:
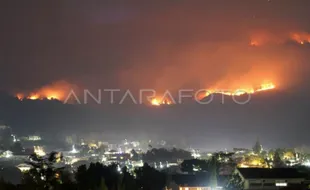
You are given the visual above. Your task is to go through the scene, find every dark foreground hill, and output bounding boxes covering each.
[0,89,309,150]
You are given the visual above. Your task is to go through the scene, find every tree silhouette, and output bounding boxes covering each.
[143,148,191,162]
[97,178,108,190]
[10,142,23,154]
[23,151,64,189]
[226,172,243,190]
[208,156,218,188]
[130,149,140,161]
[253,138,262,154]
[135,163,166,190]
[181,159,209,173]
[75,162,138,190]
[121,167,137,190]
[0,178,16,190]
[273,150,285,168]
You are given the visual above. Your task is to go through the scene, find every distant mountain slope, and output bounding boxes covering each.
[0,90,309,149]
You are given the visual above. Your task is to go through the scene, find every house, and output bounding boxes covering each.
[235,168,306,190]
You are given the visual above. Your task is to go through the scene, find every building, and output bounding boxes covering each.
[16,163,32,172]
[27,135,41,141]
[235,168,306,190]
[168,174,212,190]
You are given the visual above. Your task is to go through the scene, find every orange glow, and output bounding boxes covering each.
[150,82,276,106]
[249,30,285,46]
[28,94,40,100]
[290,32,310,44]
[205,82,275,97]
[15,81,76,102]
[250,40,259,46]
[19,91,62,101]
[16,93,24,100]
[151,98,161,106]
[256,82,275,91]
[250,31,310,46]
[150,97,172,106]
[46,95,59,100]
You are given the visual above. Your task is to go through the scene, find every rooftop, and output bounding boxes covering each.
[172,173,209,187]
[237,168,305,179]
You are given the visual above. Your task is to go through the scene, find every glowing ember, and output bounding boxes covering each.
[28,94,40,100]
[150,98,172,106]
[44,91,62,100]
[256,82,275,91]
[151,98,161,106]
[46,95,59,100]
[16,93,24,100]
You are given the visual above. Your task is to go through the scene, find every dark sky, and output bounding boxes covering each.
[1,0,310,150]
[1,0,310,92]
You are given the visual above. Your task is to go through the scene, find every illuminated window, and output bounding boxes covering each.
[275,183,287,187]
[185,188,189,190]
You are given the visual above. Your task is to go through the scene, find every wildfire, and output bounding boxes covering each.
[290,32,310,45]
[15,81,75,101]
[249,31,310,46]
[256,82,275,91]
[16,80,275,106]
[150,82,276,106]
[28,94,40,100]
[151,98,161,106]
[17,91,63,101]
[16,93,25,100]
[150,98,172,106]
[205,82,275,97]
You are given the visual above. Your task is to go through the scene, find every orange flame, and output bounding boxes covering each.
[249,31,310,46]
[28,94,40,100]
[249,30,285,46]
[256,82,275,92]
[150,97,172,106]
[149,82,276,106]
[290,32,310,45]
[205,82,275,97]
[15,81,76,101]
[16,93,25,100]
[151,98,161,106]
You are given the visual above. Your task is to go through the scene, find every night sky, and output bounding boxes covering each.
[1,1,310,150]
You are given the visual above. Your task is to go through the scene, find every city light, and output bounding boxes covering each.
[275,182,287,187]
[70,145,79,154]
[3,151,13,158]
[303,160,310,167]
[34,146,46,156]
